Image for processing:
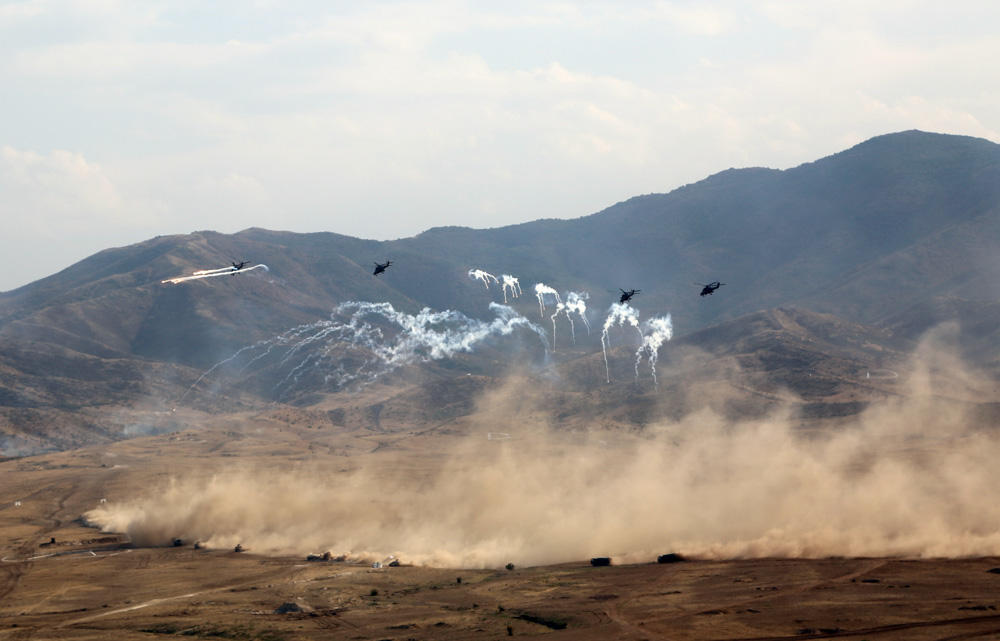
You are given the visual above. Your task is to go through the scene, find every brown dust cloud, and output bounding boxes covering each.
[87,329,1000,568]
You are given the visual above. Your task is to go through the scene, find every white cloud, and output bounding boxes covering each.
[0,146,168,288]
[652,3,741,36]
[11,39,271,77]
[0,1,999,290]
[0,1,44,22]
[2,146,128,227]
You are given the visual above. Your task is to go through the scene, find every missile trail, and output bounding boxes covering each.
[162,264,269,285]
[178,340,271,403]
[192,266,237,276]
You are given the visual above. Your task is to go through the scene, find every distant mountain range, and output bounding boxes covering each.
[2,130,999,453]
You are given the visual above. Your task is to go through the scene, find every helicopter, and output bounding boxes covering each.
[231,260,249,271]
[373,260,393,276]
[697,281,725,296]
[619,288,640,304]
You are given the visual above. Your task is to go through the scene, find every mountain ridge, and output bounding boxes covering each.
[2,129,999,453]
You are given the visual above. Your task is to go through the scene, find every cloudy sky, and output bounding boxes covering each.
[2,1,998,291]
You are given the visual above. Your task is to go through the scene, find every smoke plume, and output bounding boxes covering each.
[87,329,1000,568]
[549,291,591,349]
[501,275,522,304]
[162,264,269,284]
[634,315,673,385]
[601,302,642,383]
[534,283,561,318]
[468,269,499,289]
[183,301,549,400]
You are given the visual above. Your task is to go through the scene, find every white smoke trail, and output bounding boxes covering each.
[468,269,499,289]
[162,264,269,285]
[565,292,590,339]
[177,340,272,403]
[549,304,562,349]
[601,303,642,384]
[182,302,549,402]
[192,266,238,276]
[548,291,590,348]
[501,275,522,304]
[534,283,561,318]
[634,315,673,386]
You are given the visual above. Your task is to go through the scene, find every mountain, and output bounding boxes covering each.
[2,130,999,453]
[880,297,1000,370]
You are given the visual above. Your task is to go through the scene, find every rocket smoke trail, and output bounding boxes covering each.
[163,264,269,284]
[601,303,642,384]
[183,302,549,401]
[549,291,590,348]
[534,283,561,318]
[178,341,271,404]
[192,266,236,276]
[634,315,673,386]
[501,275,522,304]
[468,269,499,289]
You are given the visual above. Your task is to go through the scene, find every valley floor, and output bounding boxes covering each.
[5,539,1000,640]
[3,414,1000,640]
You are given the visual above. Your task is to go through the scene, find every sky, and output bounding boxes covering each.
[2,1,999,291]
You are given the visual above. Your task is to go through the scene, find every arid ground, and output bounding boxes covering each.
[5,406,1000,641]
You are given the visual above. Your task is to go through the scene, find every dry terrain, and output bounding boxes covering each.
[5,407,1000,641]
[4,129,1000,641]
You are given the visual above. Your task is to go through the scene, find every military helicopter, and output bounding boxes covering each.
[373,260,393,276]
[697,281,725,296]
[619,288,640,304]
[231,260,249,271]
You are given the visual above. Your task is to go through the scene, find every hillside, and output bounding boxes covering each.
[1,130,999,453]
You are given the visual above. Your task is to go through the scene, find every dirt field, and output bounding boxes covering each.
[5,413,1000,640]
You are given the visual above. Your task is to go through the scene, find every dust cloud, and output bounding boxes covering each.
[86,330,1000,568]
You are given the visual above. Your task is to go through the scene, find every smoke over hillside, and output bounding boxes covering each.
[87,328,1000,567]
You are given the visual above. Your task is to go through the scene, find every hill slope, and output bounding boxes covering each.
[2,130,999,452]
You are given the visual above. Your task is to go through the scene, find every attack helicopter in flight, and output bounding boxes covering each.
[619,288,640,304]
[697,281,725,296]
[373,260,393,276]
[231,260,249,271]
